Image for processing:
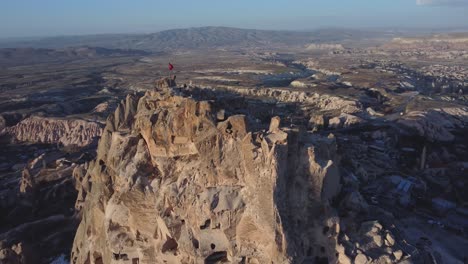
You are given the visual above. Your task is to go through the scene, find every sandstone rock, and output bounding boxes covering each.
[336,244,352,264]
[1,117,103,147]
[268,116,281,132]
[290,80,308,88]
[18,151,79,219]
[0,115,5,131]
[317,97,362,114]
[338,254,352,264]
[366,107,384,117]
[374,235,384,247]
[357,221,386,251]
[188,85,363,114]
[0,247,20,264]
[73,164,91,212]
[328,113,364,129]
[329,116,342,129]
[393,249,403,260]
[155,76,177,88]
[355,253,369,264]
[113,94,139,131]
[341,113,364,127]
[373,254,392,264]
[216,109,225,121]
[19,169,35,194]
[398,107,468,142]
[309,114,326,129]
[93,102,110,113]
[71,87,343,264]
[305,43,345,51]
[384,233,395,247]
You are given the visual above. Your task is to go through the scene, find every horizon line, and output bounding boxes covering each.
[1,25,468,41]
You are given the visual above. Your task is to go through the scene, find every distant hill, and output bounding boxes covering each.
[0,46,148,66]
[0,27,400,52]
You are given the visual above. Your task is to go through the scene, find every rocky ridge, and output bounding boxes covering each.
[182,85,362,114]
[1,117,103,147]
[68,78,424,263]
[70,85,348,263]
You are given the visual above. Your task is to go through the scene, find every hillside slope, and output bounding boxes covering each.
[0,27,395,51]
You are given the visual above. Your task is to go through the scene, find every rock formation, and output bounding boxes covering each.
[184,86,362,114]
[155,76,177,88]
[0,150,86,264]
[71,87,344,263]
[328,113,364,129]
[305,43,345,51]
[0,115,5,131]
[398,107,468,142]
[1,117,103,147]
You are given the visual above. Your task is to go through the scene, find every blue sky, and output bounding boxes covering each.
[1,0,467,38]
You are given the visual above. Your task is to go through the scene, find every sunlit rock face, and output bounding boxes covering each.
[1,117,103,147]
[70,87,343,264]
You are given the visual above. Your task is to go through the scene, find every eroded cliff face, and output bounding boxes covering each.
[186,85,363,114]
[71,88,343,264]
[1,117,103,147]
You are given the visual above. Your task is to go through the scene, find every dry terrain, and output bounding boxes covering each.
[0,27,467,264]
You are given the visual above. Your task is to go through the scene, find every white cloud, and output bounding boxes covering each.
[416,0,468,5]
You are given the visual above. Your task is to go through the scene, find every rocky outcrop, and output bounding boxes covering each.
[155,76,177,88]
[183,86,362,114]
[19,153,76,195]
[398,107,468,142]
[0,115,5,131]
[1,117,103,147]
[328,113,364,129]
[0,242,33,264]
[71,88,344,263]
[0,149,88,264]
[305,43,345,51]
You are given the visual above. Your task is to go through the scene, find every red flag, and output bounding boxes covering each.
[168,63,174,71]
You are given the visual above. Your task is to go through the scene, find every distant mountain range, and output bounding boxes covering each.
[0,46,149,66]
[0,27,404,52]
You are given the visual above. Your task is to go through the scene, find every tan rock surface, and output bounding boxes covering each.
[183,85,363,114]
[71,87,343,264]
[1,117,103,147]
[0,115,5,131]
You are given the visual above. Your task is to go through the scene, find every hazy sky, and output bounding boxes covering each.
[1,0,467,38]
